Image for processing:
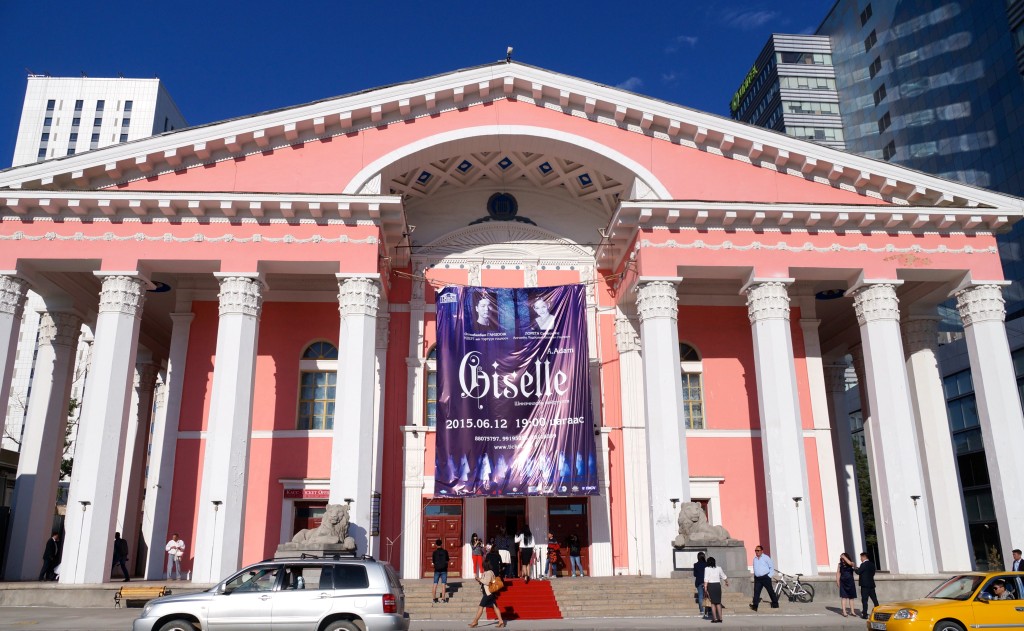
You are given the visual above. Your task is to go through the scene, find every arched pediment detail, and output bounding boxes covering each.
[413,222,593,268]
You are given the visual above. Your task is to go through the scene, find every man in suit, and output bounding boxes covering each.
[1010,549,1023,572]
[38,532,60,581]
[112,531,130,582]
[855,552,878,619]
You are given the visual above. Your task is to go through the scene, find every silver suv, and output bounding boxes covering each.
[133,555,409,631]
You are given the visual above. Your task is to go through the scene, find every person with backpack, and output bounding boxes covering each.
[431,539,449,604]
[468,558,506,628]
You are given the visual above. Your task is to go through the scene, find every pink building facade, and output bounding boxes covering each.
[2,63,1023,584]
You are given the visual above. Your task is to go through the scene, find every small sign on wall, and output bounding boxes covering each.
[284,489,330,499]
[674,547,706,572]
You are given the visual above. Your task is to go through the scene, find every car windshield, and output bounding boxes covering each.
[926,575,985,600]
[223,567,279,593]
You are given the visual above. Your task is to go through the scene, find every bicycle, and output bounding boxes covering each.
[773,571,815,603]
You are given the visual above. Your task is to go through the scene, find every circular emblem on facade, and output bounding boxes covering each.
[487,192,519,221]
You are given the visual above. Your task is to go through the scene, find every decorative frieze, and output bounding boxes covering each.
[636,280,679,323]
[745,282,790,324]
[217,276,264,318]
[38,311,82,348]
[98,276,147,319]
[901,318,939,355]
[337,277,380,318]
[614,316,641,353]
[524,264,538,288]
[0,276,28,317]
[956,284,1006,326]
[376,314,391,349]
[468,264,481,286]
[851,283,900,326]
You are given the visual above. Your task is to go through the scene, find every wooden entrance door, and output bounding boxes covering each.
[422,499,463,578]
[485,498,526,544]
[547,498,590,576]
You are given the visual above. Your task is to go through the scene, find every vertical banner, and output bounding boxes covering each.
[434,284,598,497]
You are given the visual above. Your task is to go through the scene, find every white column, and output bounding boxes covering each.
[330,275,379,553]
[192,276,264,583]
[850,283,936,574]
[141,312,194,578]
[115,359,159,575]
[527,496,548,578]
[0,276,29,436]
[745,281,815,574]
[465,498,486,575]
[902,316,972,571]
[399,425,426,580]
[850,345,888,569]
[4,311,81,580]
[590,426,614,577]
[636,278,689,578]
[955,284,1024,564]
[368,311,389,558]
[823,363,865,558]
[799,317,845,571]
[62,275,146,584]
[615,312,650,576]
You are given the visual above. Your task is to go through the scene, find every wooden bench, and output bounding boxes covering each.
[114,585,169,608]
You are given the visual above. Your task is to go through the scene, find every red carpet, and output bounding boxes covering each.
[486,578,562,620]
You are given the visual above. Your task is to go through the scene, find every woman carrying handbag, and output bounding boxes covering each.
[703,556,729,623]
[468,559,506,628]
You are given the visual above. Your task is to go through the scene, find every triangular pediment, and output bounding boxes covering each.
[1,61,1022,220]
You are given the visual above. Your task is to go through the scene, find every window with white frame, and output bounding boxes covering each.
[425,346,437,427]
[680,343,705,429]
[297,341,338,430]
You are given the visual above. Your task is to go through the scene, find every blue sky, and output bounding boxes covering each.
[0,1,830,169]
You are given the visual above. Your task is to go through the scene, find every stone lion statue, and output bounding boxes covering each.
[673,501,738,547]
[291,503,356,550]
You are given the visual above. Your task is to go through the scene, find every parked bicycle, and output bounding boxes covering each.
[773,571,815,603]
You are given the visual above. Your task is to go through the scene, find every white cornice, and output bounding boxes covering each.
[2,62,1022,225]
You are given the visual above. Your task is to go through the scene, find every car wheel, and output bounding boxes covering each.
[157,620,199,631]
[323,621,360,631]
[933,621,966,631]
[797,583,815,603]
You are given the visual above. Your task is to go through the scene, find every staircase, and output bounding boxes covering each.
[403,577,561,620]
[548,576,751,618]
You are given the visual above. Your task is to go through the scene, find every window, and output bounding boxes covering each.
[786,126,845,142]
[860,4,873,26]
[1015,24,1024,50]
[782,101,840,115]
[66,147,75,156]
[864,29,877,52]
[777,52,833,66]
[72,117,80,127]
[119,133,128,143]
[93,117,102,127]
[124,100,133,112]
[869,57,882,79]
[121,117,130,128]
[297,341,338,430]
[37,148,46,159]
[779,76,837,90]
[882,139,896,160]
[46,99,55,111]
[679,343,705,429]
[69,132,78,142]
[74,100,83,111]
[43,117,52,127]
[425,346,437,427]
[40,132,49,142]
[96,100,105,111]
[877,111,891,133]
[873,83,887,106]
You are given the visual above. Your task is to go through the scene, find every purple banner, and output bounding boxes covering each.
[433,284,598,497]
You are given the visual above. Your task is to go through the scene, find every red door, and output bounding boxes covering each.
[547,498,590,577]
[292,502,327,538]
[422,499,463,578]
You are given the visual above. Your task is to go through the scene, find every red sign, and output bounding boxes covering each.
[283,489,330,499]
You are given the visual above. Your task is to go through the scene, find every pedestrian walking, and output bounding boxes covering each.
[703,555,729,623]
[567,533,583,577]
[692,551,709,618]
[485,539,503,584]
[515,526,535,583]
[836,552,857,617]
[468,559,506,628]
[431,538,449,604]
[1010,548,1023,572]
[855,551,879,619]
[470,533,485,578]
[749,544,779,611]
[495,527,514,578]
[544,532,561,578]
[112,532,130,582]
[39,532,60,581]
[165,533,185,580]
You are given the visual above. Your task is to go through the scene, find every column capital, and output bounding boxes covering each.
[901,317,940,355]
[851,283,900,325]
[823,363,850,394]
[337,275,381,318]
[636,279,679,323]
[745,281,791,324]
[955,284,1006,326]
[97,275,147,319]
[614,315,640,353]
[38,311,83,348]
[217,276,265,318]
[0,275,29,317]
[136,362,161,393]
[375,313,390,349]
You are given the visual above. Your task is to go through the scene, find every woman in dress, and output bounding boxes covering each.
[468,559,506,628]
[470,533,485,579]
[703,555,729,623]
[515,526,535,583]
[837,552,858,617]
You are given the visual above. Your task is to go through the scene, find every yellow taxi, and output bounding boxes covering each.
[867,572,1024,630]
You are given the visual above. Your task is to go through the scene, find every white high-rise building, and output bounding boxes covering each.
[12,77,187,167]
